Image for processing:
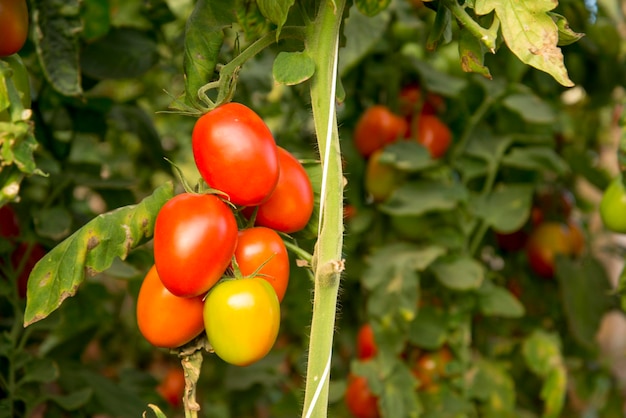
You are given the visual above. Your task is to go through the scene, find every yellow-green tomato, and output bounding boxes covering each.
[203,277,280,366]
[365,149,402,202]
[600,178,626,233]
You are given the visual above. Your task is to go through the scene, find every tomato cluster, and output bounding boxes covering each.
[136,103,314,366]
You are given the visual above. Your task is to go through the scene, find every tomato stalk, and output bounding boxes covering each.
[441,0,498,53]
[301,0,346,417]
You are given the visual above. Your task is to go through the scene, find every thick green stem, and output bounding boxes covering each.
[301,0,346,417]
[442,0,497,53]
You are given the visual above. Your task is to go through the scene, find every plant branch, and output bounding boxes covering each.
[442,0,497,53]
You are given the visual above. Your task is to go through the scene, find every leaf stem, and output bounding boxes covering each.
[442,0,497,53]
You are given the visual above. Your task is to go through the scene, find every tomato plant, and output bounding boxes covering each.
[248,146,314,234]
[353,105,407,158]
[153,193,238,297]
[0,0,28,57]
[356,323,377,360]
[344,374,380,418]
[399,84,443,117]
[234,226,290,302]
[600,178,626,233]
[136,266,206,349]
[192,103,279,206]
[409,114,452,159]
[203,277,280,366]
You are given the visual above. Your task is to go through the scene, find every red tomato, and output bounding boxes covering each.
[494,229,528,252]
[399,84,442,117]
[234,227,290,302]
[345,375,380,418]
[157,366,186,408]
[0,0,29,57]
[192,103,279,206]
[525,222,572,279]
[11,242,46,298]
[412,347,452,391]
[411,114,452,159]
[203,277,280,366]
[154,193,238,297]
[353,105,408,158]
[0,204,20,238]
[356,323,377,360]
[249,147,314,234]
[136,266,206,348]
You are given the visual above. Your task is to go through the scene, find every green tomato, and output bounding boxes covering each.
[203,277,280,366]
[600,178,626,233]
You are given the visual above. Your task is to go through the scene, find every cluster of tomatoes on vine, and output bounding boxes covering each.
[352,84,451,203]
[136,103,314,369]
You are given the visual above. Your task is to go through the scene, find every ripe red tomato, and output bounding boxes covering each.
[412,347,452,391]
[0,0,29,57]
[399,84,443,117]
[345,374,380,418]
[204,277,280,366]
[157,366,186,408]
[353,105,408,158]
[192,103,279,206]
[525,222,573,279]
[0,204,20,238]
[11,242,46,299]
[234,227,289,302]
[248,147,314,234]
[136,266,206,348]
[356,323,377,360]
[600,178,626,233]
[154,193,238,297]
[494,229,528,253]
[410,114,452,159]
[365,149,401,202]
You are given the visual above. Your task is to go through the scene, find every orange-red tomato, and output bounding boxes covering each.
[399,84,443,117]
[249,147,314,234]
[136,266,206,348]
[412,347,452,391]
[354,105,407,158]
[0,0,29,57]
[157,366,186,408]
[411,114,452,159]
[345,374,380,418]
[525,222,573,279]
[234,227,290,302]
[356,323,377,360]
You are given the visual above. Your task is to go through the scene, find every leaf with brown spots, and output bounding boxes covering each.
[23,182,174,326]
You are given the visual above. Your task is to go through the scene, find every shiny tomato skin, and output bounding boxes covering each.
[525,222,572,279]
[354,105,407,158]
[192,103,279,206]
[234,227,289,302]
[136,266,205,348]
[0,204,20,238]
[250,147,314,234]
[412,114,452,159]
[600,178,626,233]
[345,375,380,418]
[356,323,377,360]
[157,366,185,408]
[154,193,238,297]
[0,0,29,57]
[203,277,280,366]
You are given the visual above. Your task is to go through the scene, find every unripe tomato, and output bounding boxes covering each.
[412,347,452,391]
[356,323,377,360]
[353,105,407,158]
[525,222,572,279]
[249,147,314,234]
[154,193,238,297]
[365,149,401,202]
[203,277,280,366]
[136,266,206,348]
[599,178,626,233]
[234,227,289,302]
[0,0,29,57]
[345,374,380,418]
[157,366,185,408]
[410,114,452,159]
[192,103,279,206]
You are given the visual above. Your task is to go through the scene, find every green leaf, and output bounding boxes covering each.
[379,361,422,417]
[183,0,236,108]
[522,330,562,378]
[412,60,468,97]
[34,206,72,240]
[408,305,448,350]
[467,358,516,411]
[32,0,83,96]
[471,183,533,233]
[48,388,93,410]
[431,255,484,291]
[80,0,111,41]
[502,146,568,175]
[474,0,573,87]
[541,368,567,418]
[23,183,174,326]
[236,0,272,41]
[380,180,468,216]
[555,256,616,350]
[476,281,525,318]
[80,28,159,80]
[459,27,492,79]
[550,12,584,46]
[273,52,315,86]
[379,141,437,173]
[426,1,452,51]
[355,0,392,16]
[258,0,295,33]
[502,93,556,124]
[464,128,513,163]
[21,358,59,384]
